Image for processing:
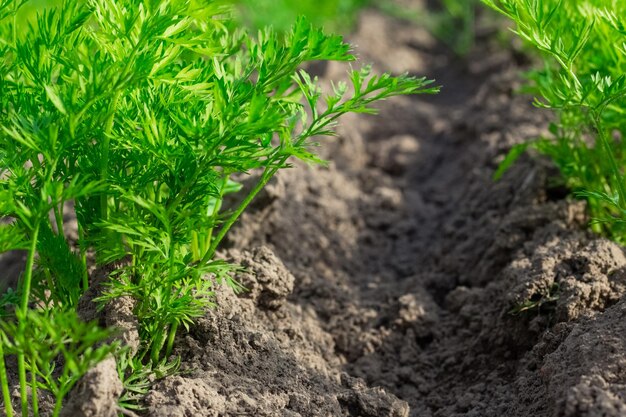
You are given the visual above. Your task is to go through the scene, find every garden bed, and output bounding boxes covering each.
[4,6,626,417]
[135,9,626,417]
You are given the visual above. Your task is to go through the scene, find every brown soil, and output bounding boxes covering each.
[4,6,626,417]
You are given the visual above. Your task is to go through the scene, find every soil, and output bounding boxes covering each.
[3,5,626,417]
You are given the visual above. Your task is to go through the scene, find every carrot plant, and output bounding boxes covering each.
[0,0,438,415]
[484,0,626,243]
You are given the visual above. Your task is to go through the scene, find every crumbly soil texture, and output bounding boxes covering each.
[4,7,626,417]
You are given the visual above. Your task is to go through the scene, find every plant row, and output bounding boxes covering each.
[483,0,626,242]
[2,0,626,415]
[0,0,438,415]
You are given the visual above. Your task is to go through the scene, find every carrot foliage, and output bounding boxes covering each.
[0,0,437,414]
[484,0,626,242]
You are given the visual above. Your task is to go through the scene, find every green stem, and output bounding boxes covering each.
[52,392,64,417]
[156,232,178,361]
[0,337,14,417]
[594,116,626,209]
[203,177,229,255]
[54,204,64,237]
[200,164,282,264]
[17,354,26,417]
[150,330,165,365]
[20,223,40,313]
[100,92,121,222]
[18,222,40,416]
[165,322,178,358]
[191,231,200,262]
[77,220,88,291]
[32,363,39,417]
[148,234,176,364]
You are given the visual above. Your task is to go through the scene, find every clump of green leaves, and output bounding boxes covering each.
[0,0,437,414]
[483,0,626,243]
[0,310,118,416]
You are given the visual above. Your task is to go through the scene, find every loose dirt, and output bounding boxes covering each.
[3,6,626,417]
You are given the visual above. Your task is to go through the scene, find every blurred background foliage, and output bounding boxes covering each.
[230,0,486,56]
[231,0,484,55]
[17,0,484,55]
[229,0,371,33]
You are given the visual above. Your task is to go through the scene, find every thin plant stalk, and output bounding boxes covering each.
[31,363,39,417]
[150,330,165,364]
[164,322,178,358]
[19,223,40,312]
[54,204,64,237]
[100,92,121,222]
[18,222,40,417]
[77,220,89,291]
[201,167,276,264]
[202,177,229,255]
[593,115,626,210]
[155,232,178,362]
[0,338,13,417]
[52,391,64,417]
